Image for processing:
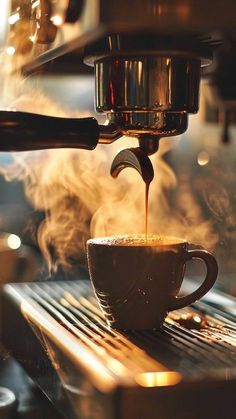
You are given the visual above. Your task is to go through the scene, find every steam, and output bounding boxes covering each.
[0,75,218,272]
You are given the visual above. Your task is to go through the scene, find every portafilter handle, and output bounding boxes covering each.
[0,111,160,152]
[0,111,100,151]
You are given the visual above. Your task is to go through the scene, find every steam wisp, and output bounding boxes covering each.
[0,75,218,272]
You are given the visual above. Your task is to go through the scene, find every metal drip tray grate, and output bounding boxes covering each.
[2,280,236,418]
[5,280,236,379]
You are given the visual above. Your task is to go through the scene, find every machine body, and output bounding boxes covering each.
[0,0,236,151]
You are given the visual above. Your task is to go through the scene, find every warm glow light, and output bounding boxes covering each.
[60,297,70,307]
[7,234,21,249]
[108,358,128,376]
[193,315,201,323]
[20,296,116,393]
[0,0,10,48]
[32,0,40,9]
[51,15,63,26]
[8,12,20,25]
[197,151,210,166]
[29,34,37,43]
[135,371,181,387]
[138,61,143,84]
[177,2,190,20]
[6,46,15,56]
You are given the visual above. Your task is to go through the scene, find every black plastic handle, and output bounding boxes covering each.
[0,111,100,151]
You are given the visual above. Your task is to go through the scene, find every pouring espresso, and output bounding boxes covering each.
[110,147,154,238]
[86,146,219,330]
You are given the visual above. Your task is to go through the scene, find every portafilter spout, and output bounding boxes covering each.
[110,147,154,185]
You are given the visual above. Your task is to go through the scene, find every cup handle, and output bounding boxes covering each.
[169,250,218,311]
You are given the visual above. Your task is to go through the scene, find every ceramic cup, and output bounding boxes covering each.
[87,235,218,330]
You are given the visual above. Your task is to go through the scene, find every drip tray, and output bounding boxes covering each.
[1,280,236,419]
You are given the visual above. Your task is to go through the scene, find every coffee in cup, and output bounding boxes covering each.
[87,234,218,330]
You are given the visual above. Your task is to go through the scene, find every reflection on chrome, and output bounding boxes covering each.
[8,12,20,25]
[197,151,210,166]
[31,0,40,10]
[135,371,182,387]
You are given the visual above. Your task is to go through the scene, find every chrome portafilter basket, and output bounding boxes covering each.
[93,51,201,176]
[95,54,200,145]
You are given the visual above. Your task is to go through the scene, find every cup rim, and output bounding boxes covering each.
[87,234,187,247]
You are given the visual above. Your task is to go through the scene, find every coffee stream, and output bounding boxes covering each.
[110,147,154,240]
[145,182,150,240]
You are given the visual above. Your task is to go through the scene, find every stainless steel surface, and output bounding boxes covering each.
[95,56,199,141]
[95,56,200,113]
[99,110,188,142]
[3,280,236,418]
[5,280,236,377]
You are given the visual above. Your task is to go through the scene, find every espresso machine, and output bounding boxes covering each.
[2,1,236,418]
[1,1,235,154]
